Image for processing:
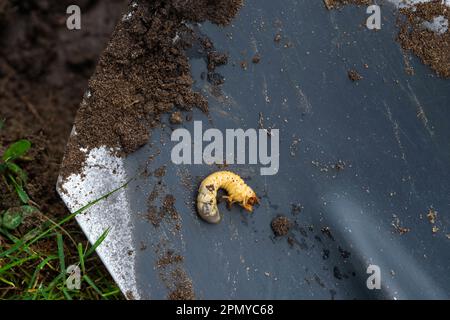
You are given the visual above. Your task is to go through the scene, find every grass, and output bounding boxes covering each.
[0,134,125,300]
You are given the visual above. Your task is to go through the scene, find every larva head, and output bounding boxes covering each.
[243,192,259,212]
[197,201,222,224]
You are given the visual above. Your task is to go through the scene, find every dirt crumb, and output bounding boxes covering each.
[207,51,228,71]
[321,226,335,241]
[348,69,363,81]
[154,165,167,178]
[170,111,183,125]
[427,208,437,224]
[271,215,292,237]
[157,250,184,268]
[392,214,410,235]
[167,268,195,300]
[274,34,282,43]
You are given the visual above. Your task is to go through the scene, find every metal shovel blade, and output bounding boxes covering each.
[58,0,450,299]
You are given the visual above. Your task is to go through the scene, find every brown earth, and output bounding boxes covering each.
[0,0,126,233]
[398,1,450,78]
[61,0,243,179]
[271,215,292,237]
[323,0,372,10]
[0,0,127,298]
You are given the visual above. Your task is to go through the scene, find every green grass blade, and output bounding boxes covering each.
[85,228,110,258]
[27,256,58,289]
[8,175,30,204]
[26,182,128,249]
[0,255,40,274]
[0,275,15,287]
[83,274,104,298]
[62,288,73,300]
[6,162,28,183]
[77,243,85,275]
[102,288,121,298]
[56,233,66,275]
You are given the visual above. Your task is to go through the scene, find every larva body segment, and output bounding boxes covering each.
[197,170,259,224]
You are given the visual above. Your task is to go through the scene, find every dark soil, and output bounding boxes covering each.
[61,0,243,179]
[0,0,126,265]
[271,215,292,237]
[398,1,450,78]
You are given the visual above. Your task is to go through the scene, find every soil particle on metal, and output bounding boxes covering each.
[274,33,282,43]
[154,165,167,178]
[147,193,180,228]
[427,208,437,224]
[167,269,196,300]
[348,69,363,81]
[207,51,228,71]
[271,215,293,237]
[157,250,184,268]
[338,246,351,259]
[170,111,184,125]
[155,242,195,300]
[61,0,244,179]
[291,203,303,215]
[252,53,261,64]
[323,0,372,10]
[392,215,410,235]
[321,226,335,241]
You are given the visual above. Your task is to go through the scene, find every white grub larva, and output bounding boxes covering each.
[197,170,259,224]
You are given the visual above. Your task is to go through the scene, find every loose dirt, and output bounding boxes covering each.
[398,1,450,78]
[323,0,372,10]
[61,0,243,179]
[271,215,292,237]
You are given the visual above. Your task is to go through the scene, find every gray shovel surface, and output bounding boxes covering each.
[58,0,450,299]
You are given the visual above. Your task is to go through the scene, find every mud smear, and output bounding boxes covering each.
[61,0,244,179]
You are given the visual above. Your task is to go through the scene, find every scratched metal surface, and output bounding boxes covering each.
[59,0,450,299]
